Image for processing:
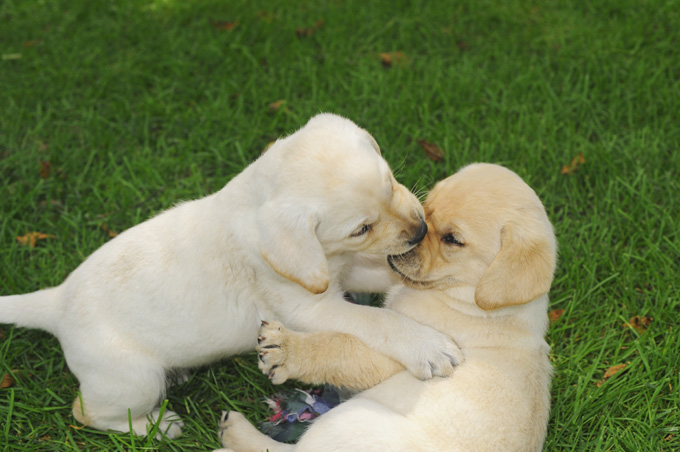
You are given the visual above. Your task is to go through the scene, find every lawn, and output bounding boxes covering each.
[1,0,679,450]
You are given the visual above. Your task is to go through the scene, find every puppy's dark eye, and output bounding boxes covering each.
[442,234,464,246]
[351,224,372,237]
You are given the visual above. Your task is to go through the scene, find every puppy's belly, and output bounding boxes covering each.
[62,276,263,370]
[353,350,549,450]
[57,222,266,368]
[155,297,262,368]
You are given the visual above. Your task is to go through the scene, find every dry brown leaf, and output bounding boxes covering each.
[101,224,118,238]
[39,160,51,179]
[261,141,277,154]
[417,139,445,162]
[16,231,56,247]
[456,40,470,51]
[561,152,585,175]
[596,363,627,387]
[548,309,565,323]
[268,99,287,112]
[37,140,49,152]
[211,20,239,31]
[296,20,324,37]
[624,315,652,333]
[23,40,41,47]
[256,11,276,23]
[380,51,408,68]
[1,373,15,389]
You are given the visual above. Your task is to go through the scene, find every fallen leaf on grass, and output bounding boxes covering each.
[1,373,15,389]
[596,363,628,387]
[296,20,324,38]
[268,99,288,112]
[261,141,277,154]
[256,11,276,23]
[39,160,51,179]
[211,20,239,31]
[2,53,22,60]
[36,140,49,152]
[380,51,408,68]
[23,40,41,47]
[16,231,56,247]
[548,309,565,323]
[623,315,652,333]
[417,139,445,162]
[101,224,118,238]
[561,152,585,175]
[456,40,470,51]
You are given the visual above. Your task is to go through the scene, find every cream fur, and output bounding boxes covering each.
[0,113,463,438]
[217,163,557,452]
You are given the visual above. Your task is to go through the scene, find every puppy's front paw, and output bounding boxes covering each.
[256,320,292,384]
[429,338,465,378]
[404,328,464,380]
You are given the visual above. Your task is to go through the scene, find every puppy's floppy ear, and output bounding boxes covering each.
[257,201,330,294]
[475,222,556,310]
[362,129,382,156]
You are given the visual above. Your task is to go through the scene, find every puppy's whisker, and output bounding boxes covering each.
[410,176,435,202]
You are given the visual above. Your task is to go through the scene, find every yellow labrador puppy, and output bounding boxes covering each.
[0,114,463,438]
[217,163,557,452]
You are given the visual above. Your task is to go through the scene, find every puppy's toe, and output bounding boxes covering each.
[406,333,466,380]
[218,410,264,450]
[257,350,291,384]
[430,343,465,378]
[256,321,291,384]
[218,411,230,432]
[257,320,286,343]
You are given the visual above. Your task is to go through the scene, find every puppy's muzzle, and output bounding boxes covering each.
[408,220,428,246]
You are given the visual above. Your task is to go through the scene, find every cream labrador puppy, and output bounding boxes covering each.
[0,114,463,438]
[216,163,557,452]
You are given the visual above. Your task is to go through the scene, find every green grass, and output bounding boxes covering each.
[1,0,679,450]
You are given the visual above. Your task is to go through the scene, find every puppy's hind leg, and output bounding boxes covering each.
[69,349,182,438]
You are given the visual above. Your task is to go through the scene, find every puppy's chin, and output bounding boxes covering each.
[387,254,436,289]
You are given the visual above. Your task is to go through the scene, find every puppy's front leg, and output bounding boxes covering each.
[257,321,404,391]
[341,253,401,293]
[291,297,464,381]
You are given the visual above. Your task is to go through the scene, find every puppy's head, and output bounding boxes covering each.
[256,113,426,294]
[388,163,557,310]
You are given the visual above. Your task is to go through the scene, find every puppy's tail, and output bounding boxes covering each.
[0,287,62,335]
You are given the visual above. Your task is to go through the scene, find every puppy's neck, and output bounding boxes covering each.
[441,286,478,314]
[387,285,549,350]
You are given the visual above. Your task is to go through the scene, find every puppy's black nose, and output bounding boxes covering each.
[408,220,428,246]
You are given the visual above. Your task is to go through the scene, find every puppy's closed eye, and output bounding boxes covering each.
[441,233,464,247]
[351,224,373,238]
